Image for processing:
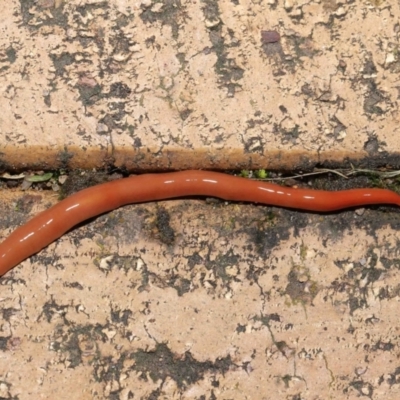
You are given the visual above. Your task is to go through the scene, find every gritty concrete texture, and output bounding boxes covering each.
[1,1,400,400]
[1,0,400,170]
[1,191,400,399]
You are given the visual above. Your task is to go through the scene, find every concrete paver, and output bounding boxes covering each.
[1,1,400,399]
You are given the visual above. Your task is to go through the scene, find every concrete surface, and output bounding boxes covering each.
[2,192,400,399]
[1,1,400,400]
[1,0,400,170]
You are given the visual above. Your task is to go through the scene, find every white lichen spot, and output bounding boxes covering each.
[338,130,347,140]
[385,52,395,65]
[205,18,220,28]
[335,7,347,17]
[113,52,131,62]
[136,257,145,271]
[225,290,233,299]
[284,0,292,11]
[355,366,368,376]
[99,255,113,270]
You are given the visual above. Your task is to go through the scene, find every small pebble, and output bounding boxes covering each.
[261,30,280,44]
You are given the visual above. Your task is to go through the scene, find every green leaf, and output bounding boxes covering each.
[26,173,53,182]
